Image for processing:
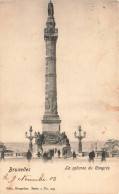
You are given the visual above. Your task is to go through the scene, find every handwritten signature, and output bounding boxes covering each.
[3,173,56,183]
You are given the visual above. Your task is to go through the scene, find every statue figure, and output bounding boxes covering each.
[45,97,50,110]
[37,134,45,146]
[52,99,57,113]
[48,1,54,17]
[36,133,45,153]
[45,90,57,113]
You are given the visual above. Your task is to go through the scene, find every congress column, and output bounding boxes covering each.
[42,1,61,144]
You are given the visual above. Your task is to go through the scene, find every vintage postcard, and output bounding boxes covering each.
[0,0,119,193]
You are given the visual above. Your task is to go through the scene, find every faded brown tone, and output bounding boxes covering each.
[0,0,119,144]
[0,1,119,194]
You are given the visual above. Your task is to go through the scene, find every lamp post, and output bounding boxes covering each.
[95,140,98,151]
[25,126,36,152]
[74,126,86,153]
[94,140,99,157]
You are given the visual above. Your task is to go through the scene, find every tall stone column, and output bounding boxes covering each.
[42,1,61,143]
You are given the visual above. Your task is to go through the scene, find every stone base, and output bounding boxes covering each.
[42,123,60,132]
[32,144,38,158]
[42,130,61,145]
[42,119,61,144]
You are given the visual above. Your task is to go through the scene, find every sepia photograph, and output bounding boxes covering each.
[0,0,119,193]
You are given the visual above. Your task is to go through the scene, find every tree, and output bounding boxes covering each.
[104,139,119,156]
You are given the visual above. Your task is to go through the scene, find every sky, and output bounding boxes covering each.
[0,0,119,143]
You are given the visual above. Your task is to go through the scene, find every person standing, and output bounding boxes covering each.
[43,152,48,161]
[37,151,41,158]
[73,151,76,159]
[89,150,95,162]
[26,150,32,162]
[58,150,60,158]
[1,149,5,161]
[101,150,106,162]
[91,150,95,162]
[65,148,67,159]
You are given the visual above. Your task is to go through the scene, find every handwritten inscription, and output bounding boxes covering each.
[3,173,56,183]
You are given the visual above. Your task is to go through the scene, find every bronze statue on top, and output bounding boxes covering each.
[48,1,54,17]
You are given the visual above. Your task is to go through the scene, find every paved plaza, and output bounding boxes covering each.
[0,156,118,163]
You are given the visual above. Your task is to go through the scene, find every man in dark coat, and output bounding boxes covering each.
[1,149,5,161]
[101,150,106,162]
[26,150,32,162]
[73,151,77,159]
[43,152,48,161]
[89,150,95,162]
[37,151,41,158]
[58,150,61,158]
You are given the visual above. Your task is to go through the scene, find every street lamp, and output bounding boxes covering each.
[74,126,86,153]
[25,126,36,152]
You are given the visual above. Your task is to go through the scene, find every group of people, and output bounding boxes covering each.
[89,150,106,162]
[26,147,67,161]
[55,147,68,158]
[1,148,106,162]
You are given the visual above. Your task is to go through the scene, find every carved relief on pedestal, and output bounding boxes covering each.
[45,97,50,110]
[45,90,57,114]
[43,131,61,145]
